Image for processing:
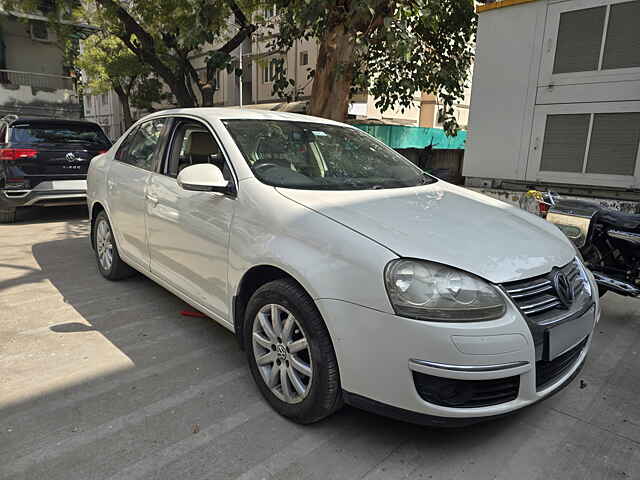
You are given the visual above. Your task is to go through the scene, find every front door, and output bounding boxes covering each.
[108,118,167,270]
[146,119,236,320]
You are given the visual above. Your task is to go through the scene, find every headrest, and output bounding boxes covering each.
[187,131,218,156]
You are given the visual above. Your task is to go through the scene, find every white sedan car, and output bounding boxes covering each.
[87,108,600,425]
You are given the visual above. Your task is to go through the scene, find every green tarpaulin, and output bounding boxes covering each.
[354,124,467,150]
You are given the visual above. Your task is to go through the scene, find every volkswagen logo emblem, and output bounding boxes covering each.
[66,152,81,163]
[276,344,287,360]
[553,271,575,309]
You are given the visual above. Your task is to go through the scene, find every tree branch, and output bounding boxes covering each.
[227,0,249,27]
[94,0,195,106]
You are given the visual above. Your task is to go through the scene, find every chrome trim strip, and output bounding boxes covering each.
[2,190,30,198]
[608,230,640,246]
[505,279,551,294]
[408,359,529,372]
[23,193,86,206]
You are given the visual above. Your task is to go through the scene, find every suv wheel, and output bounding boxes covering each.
[93,211,134,280]
[0,208,16,223]
[244,279,343,424]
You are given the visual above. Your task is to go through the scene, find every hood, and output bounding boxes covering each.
[277,181,575,284]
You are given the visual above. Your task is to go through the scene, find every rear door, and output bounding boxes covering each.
[108,118,168,271]
[7,122,111,189]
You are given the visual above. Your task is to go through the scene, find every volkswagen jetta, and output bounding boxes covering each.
[87,108,600,425]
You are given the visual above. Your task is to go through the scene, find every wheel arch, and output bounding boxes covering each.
[233,264,315,350]
[89,201,106,250]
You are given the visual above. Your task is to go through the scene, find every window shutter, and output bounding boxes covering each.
[602,0,640,70]
[540,114,591,173]
[586,112,640,175]
[553,7,606,74]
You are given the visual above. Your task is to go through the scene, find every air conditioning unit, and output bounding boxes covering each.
[30,21,53,43]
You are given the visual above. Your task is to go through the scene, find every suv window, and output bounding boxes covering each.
[117,118,166,171]
[9,123,110,147]
[165,121,231,180]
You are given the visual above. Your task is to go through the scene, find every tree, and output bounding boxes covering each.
[4,0,261,108]
[76,34,147,128]
[88,0,263,108]
[269,1,476,134]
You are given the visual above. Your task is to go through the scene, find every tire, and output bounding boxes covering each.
[244,279,343,424]
[93,211,135,280]
[0,208,16,223]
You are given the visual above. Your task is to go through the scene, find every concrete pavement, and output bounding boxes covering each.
[1,206,639,480]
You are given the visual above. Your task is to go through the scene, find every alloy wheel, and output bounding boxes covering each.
[251,303,313,404]
[96,219,114,272]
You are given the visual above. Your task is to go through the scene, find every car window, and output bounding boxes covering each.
[114,126,139,163]
[118,119,166,171]
[165,121,231,180]
[222,120,435,190]
[9,123,111,147]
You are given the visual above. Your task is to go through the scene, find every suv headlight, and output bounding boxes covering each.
[384,259,506,322]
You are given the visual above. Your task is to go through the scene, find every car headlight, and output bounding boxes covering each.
[384,259,506,322]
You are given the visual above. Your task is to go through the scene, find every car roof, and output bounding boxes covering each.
[141,107,348,127]
[8,118,103,127]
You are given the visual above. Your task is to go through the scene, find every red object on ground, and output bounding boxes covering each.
[180,309,207,318]
[538,202,550,215]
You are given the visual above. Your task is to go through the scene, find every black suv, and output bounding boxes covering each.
[0,116,112,222]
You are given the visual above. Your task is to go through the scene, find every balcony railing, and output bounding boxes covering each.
[0,69,74,91]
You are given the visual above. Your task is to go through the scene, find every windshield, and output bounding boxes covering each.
[10,123,111,147]
[223,120,436,190]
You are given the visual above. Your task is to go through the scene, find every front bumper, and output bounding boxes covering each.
[316,278,599,423]
[0,180,87,208]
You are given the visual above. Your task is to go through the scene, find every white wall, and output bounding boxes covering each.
[2,17,63,75]
[463,0,546,181]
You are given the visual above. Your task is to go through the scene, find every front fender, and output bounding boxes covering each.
[228,179,397,314]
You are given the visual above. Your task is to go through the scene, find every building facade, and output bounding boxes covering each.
[0,9,81,119]
[83,90,128,141]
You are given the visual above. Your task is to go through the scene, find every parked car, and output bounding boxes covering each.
[87,108,600,425]
[0,116,111,223]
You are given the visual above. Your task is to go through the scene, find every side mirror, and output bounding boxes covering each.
[177,163,235,195]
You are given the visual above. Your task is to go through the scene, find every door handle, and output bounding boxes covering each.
[146,193,159,206]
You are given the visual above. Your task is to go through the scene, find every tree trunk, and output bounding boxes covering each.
[113,85,134,129]
[309,24,356,121]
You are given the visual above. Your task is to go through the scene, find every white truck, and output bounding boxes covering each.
[464,0,640,214]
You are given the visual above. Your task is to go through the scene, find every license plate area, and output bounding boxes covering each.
[545,306,595,361]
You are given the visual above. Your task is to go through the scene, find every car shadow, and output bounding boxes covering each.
[0,231,525,480]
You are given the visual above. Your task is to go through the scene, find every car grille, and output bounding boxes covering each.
[502,260,585,320]
[413,372,520,408]
[536,336,588,390]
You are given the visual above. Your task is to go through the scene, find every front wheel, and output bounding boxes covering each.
[244,279,342,424]
[93,211,134,280]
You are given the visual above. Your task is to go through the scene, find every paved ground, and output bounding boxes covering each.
[1,206,639,480]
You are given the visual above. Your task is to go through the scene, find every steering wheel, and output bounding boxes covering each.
[254,162,283,172]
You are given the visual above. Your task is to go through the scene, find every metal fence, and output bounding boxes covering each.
[0,69,74,90]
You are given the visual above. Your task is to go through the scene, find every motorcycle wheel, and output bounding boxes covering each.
[581,242,608,298]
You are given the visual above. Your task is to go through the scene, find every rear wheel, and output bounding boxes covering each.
[93,211,134,280]
[244,279,342,424]
[0,208,16,223]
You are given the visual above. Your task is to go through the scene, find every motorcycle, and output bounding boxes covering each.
[522,190,640,298]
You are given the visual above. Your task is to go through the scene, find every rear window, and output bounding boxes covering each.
[10,123,111,147]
